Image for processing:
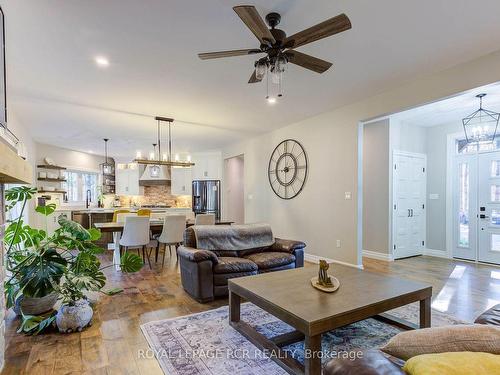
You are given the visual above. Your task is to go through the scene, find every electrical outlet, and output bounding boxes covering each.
[344,192,352,200]
[336,240,341,248]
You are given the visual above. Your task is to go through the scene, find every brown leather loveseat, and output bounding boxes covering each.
[178,224,305,303]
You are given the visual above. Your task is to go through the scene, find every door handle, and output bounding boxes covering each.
[480,214,490,219]
[408,209,411,217]
[410,209,414,217]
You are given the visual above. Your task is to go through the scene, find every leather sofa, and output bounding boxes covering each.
[323,303,500,374]
[178,225,305,303]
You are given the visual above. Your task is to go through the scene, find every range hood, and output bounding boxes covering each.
[139,165,171,186]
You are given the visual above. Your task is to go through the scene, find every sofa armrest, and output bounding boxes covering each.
[271,238,306,253]
[323,350,404,375]
[177,246,219,264]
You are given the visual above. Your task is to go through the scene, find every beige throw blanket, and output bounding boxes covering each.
[192,223,274,251]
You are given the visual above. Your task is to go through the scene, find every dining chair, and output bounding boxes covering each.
[137,208,152,217]
[112,209,130,222]
[119,216,153,269]
[156,215,186,266]
[195,213,216,225]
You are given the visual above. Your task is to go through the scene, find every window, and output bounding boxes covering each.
[62,170,99,205]
[458,162,469,247]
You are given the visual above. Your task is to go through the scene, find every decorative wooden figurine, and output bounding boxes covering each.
[318,260,333,287]
[311,260,340,292]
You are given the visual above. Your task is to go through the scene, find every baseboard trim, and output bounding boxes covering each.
[305,253,364,270]
[423,248,450,259]
[362,250,394,262]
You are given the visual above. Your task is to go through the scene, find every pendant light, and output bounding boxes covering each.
[134,117,195,167]
[101,138,113,175]
[463,93,500,144]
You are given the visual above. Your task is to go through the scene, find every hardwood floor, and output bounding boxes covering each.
[2,254,500,374]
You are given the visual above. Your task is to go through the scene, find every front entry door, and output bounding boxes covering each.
[453,150,500,265]
[478,152,500,264]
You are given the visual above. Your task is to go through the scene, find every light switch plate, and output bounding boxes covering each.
[344,192,352,200]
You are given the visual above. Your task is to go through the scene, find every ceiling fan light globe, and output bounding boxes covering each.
[255,61,267,80]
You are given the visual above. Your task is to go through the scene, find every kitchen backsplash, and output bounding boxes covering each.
[119,185,191,208]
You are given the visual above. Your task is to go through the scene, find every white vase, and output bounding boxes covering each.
[56,299,93,333]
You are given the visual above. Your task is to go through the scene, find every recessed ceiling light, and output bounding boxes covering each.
[267,97,277,104]
[94,56,109,67]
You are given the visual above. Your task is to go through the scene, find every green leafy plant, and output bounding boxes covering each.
[3,186,144,334]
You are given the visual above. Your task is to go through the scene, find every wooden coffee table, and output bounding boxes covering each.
[228,265,432,375]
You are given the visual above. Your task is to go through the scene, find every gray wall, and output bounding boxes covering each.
[363,119,390,253]
[425,122,462,252]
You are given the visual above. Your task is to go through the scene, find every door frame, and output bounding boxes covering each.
[391,150,427,259]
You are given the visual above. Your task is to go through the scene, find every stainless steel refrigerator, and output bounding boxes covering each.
[192,180,221,220]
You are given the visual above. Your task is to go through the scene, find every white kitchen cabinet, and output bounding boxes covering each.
[171,167,192,196]
[115,164,143,196]
[34,210,72,235]
[191,152,222,180]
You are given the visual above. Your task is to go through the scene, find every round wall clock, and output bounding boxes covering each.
[268,139,308,199]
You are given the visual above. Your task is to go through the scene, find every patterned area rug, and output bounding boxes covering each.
[141,302,467,375]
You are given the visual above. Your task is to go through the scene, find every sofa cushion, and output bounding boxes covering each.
[403,352,500,375]
[380,324,500,360]
[213,257,258,274]
[244,252,296,270]
[475,303,500,325]
[323,350,403,375]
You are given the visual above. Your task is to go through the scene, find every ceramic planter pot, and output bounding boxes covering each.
[56,299,93,333]
[14,292,59,316]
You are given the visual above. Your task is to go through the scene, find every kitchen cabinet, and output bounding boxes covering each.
[115,164,143,196]
[171,167,192,196]
[191,152,222,180]
[34,209,72,235]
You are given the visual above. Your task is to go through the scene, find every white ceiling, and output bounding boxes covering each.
[391,82,500,128]
[4,0,500,159]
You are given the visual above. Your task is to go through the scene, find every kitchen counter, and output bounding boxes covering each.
[66,207,193,214]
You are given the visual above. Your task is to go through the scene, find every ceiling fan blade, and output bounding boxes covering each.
[285,50,332,73]
[233,5,276,45]
[198,48,262,60]
[284,13,351,49]
[248,70,262,83]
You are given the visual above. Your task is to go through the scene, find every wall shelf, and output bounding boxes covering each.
[37,164,67,170]
[37,177,67,182]
[37,189,67,194]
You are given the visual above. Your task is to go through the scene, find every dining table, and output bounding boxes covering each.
[93,219,234,270]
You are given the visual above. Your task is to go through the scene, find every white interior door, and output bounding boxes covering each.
[478,152,500,264]
[393,152,426,259]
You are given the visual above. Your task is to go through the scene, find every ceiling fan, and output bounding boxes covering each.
[198,5,351,99]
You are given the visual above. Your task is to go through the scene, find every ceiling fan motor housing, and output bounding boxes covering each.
[265,12,281,28]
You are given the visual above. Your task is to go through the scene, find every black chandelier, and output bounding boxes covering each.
[462,93,500,144]
[100,138,113,175]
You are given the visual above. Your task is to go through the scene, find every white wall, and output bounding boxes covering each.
[390,119,427,154]
[223,50,500,268]
[425,122,462,252]
[224,155,245,224]
[363,119,390,254]
[35,142,109,172]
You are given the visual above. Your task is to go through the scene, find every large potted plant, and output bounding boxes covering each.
[3,186,143,334]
